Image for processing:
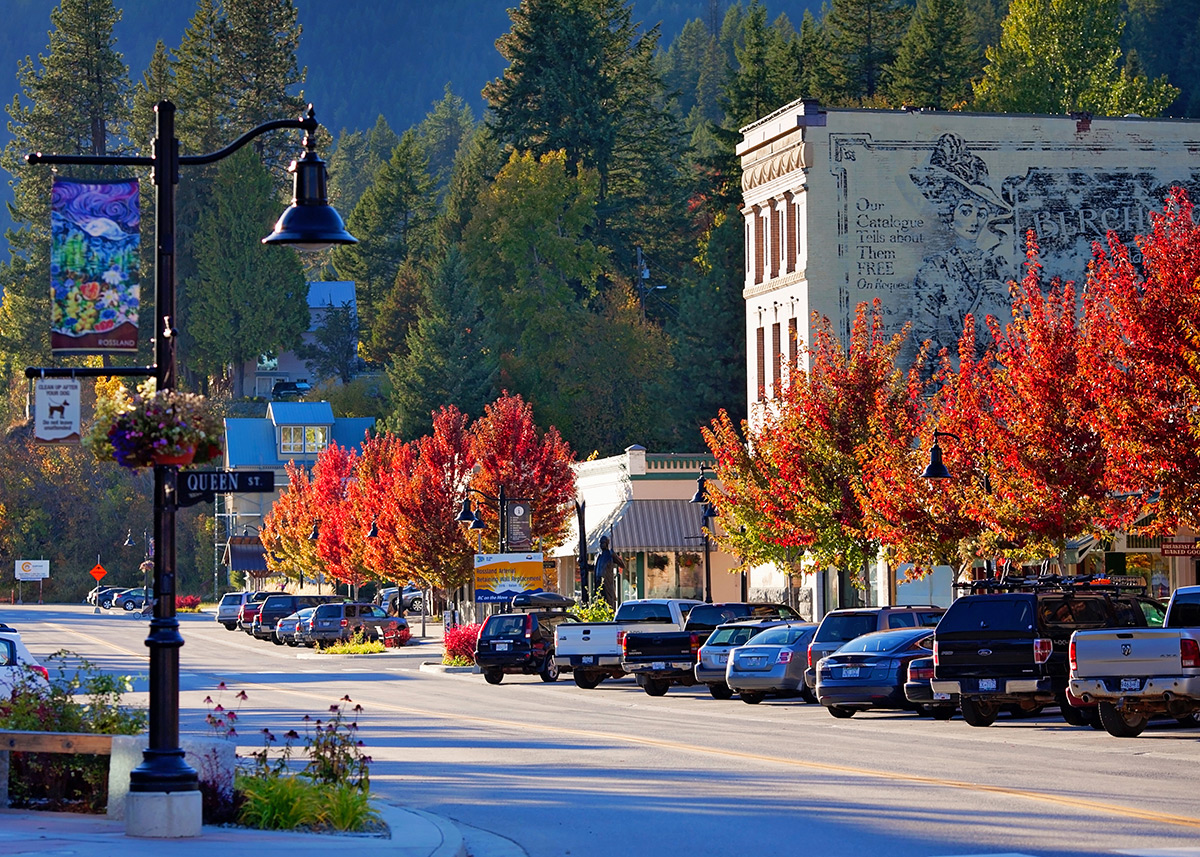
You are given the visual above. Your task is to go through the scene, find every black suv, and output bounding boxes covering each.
[271,379,311,400]
[251,593,342,642]
[931,577,1166,727]
[475,593,580,685]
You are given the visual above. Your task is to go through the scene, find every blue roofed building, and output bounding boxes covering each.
[218,401,374,588]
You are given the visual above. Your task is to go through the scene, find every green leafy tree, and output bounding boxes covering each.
[330,130,436,351]
[387,249,496,438]
[822,0,914,104]
[187,147,309,395]
[887,0,979,108]
[0,0,131,373]
[973,0,1179,116]
[299,300,360,385]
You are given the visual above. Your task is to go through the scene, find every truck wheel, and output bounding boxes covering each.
[708,682,734,700]
[643,678,670,697]
[1175,713,1199,727]
[483,668,504,685]
[573,671,602,689]
[930,705,956,721]
[1058,697,1089,727]
[222,622,237,631]
[960,697,999,727]
[826,705,855,719]
[1098,702,1148,738]
[539,654,560,683]
[740,691,765,705]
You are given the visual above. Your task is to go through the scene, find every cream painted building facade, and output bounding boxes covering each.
[737,100,1200,613]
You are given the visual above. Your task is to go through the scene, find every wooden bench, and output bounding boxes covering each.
[0,730,114,808]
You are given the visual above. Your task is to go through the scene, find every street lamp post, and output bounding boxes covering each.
[124,529,153,608]
[26,100,354,838]
[921,430,995,579]
[689,467,719,604]
[456,485,509,553]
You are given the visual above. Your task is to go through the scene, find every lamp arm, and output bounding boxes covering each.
[182,114,313,166]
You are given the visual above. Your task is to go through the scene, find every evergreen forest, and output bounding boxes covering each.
[1,0,1198,600]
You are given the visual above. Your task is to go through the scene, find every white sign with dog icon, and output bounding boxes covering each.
[34,378,81,443]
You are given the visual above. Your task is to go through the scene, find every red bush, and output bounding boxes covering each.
[443,623,481,663]
[177,595,202,610]
[383,623,412,648]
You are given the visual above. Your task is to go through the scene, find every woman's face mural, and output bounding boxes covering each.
[951,197,991,243]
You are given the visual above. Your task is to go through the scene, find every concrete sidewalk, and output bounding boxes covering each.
[0,802,528,857]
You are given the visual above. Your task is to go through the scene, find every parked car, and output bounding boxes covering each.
[932,579,1166,728]
[0,623,49,697]
[304,602,401,646]
[237,591,274,633]
[622,602,802,696]
[476,593,580,684]
[1070,583,1200,737]
[271,379,311,400]
[251,593,341,642]
[695,618,798,699]
[725,621,819,704]
[804,605,945,693]
[113,587,149,611]
[86,585,121,607]
[555,598,701,689]
[904,656,957,719]
[275,608,316,647]
[294,608,318,646]
[374,585,424,616]
[816,626,936,718]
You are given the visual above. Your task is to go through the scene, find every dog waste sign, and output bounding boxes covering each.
[178,470,275,507]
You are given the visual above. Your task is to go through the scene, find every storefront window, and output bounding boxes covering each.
[1123,553,1172,600]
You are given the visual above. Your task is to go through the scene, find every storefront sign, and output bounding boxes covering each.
[1161,542,1200,556]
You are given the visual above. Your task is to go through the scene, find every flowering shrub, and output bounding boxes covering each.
[443,622,481,665]
[84,379,223,469]
[177,595,202,610]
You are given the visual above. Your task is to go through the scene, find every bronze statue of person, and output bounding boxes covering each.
[594,535,626,604]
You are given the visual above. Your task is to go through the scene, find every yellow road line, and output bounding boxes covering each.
[234,678,1200,831]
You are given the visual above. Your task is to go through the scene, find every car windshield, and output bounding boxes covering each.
[1167,592,1200,627]
[313,604,340,618]
[482,615,527,638]
[707,626,765,646]
[938,596,1035,633]
[0,638,13,666]
[219,593,241,605]
[815,613,878,643]
[751,625,815,646]
[836,629,929,654]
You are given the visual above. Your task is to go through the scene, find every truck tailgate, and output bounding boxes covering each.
[1072,629,1184,676]
[623,631,693,660]
[556,623,620,656]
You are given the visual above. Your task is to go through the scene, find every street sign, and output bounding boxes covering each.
[89,563,106,582]
[15,560,49,581]
[178,470,275,507]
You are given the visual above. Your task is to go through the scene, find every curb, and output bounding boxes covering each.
[381,804,467,857]
[419,662,480,675]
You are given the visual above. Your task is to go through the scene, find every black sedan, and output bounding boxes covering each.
[816,627,935,718]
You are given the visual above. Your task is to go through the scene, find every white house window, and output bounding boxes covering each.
[280,425,329,456]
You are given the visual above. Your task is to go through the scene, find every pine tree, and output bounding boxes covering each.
[887,0,979,109]
[417,85,475,200]
[974,0,1179,116]
[386,249,496,438]
[186,147,309,396]
[822,0,914,104]
[327,115,400,216]
[329,129,436,352]
[0,0,131,370]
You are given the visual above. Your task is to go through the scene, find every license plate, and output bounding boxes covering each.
[581,656,594,664]
[652,661,666,670]
[842,666,860,678]
[745,657,763,666]
[1120,677,1141,692]
[495,642,510,651]
[979,678,997,691]
[716,654,728,665]
[934,692,951,701]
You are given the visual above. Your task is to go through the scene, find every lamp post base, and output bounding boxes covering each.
[125,789,202,838]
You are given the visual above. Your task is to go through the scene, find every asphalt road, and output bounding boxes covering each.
[7,603,1200,857]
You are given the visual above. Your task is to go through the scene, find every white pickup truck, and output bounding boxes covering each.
[554,598,701,689]
[1069,584,1200,737]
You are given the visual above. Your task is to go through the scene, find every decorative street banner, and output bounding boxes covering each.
[506,500,533,551]
[473,552,545,603]
[50,177,140,353]
[33,378,81,444]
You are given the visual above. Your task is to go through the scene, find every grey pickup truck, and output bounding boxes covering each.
[621,602,801,696]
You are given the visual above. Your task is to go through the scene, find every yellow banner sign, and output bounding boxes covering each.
[473,553,544,603]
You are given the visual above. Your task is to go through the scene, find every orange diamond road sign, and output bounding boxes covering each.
[89,564,106,582]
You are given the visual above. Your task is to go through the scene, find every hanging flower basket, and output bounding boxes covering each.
[84,381,223,471]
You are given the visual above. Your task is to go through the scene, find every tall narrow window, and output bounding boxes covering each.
[788,317,799,368]
[769,203,781,279]
[756,326,766,401]
[786,194,798,274]
[771,322,782,397]
[754,210,765,284]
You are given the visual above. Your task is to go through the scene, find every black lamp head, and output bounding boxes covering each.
[921,441,952,480]
[689,474,708,505]
[456,497,476,523]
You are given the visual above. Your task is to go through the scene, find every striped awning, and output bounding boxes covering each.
[223,536,269,572]
[592,499,709,553]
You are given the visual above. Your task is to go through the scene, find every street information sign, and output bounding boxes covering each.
[178,470,275,507]
[15,560,49,581]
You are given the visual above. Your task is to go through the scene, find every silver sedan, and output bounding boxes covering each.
[725,622,817,704]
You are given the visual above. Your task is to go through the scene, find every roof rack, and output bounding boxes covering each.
[952,573,1136,595]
